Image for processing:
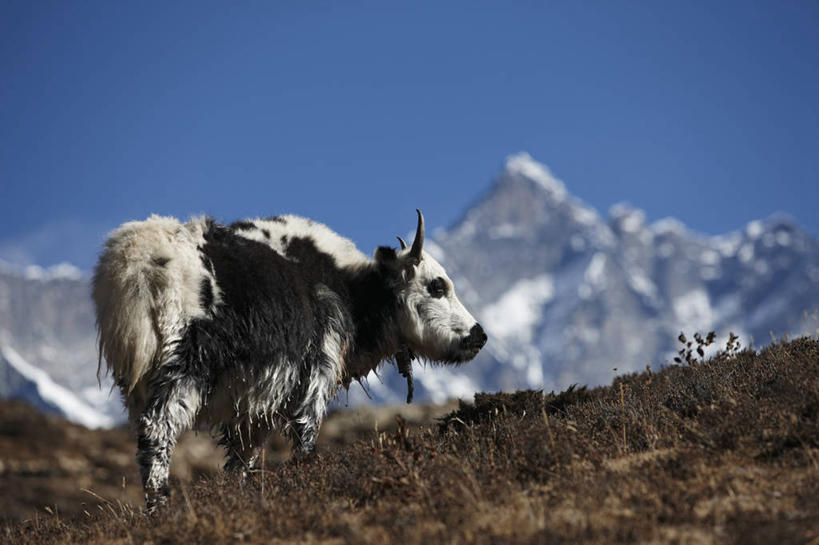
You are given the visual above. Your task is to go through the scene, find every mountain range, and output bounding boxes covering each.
[2,152,818,423]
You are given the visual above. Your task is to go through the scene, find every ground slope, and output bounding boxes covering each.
[2,337,818,544]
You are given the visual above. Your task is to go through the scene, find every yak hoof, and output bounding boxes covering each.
[145,488,169,514]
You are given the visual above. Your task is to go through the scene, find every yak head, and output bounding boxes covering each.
[375,210,487,364]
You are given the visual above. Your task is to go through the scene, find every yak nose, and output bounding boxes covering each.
[462,323,488,350]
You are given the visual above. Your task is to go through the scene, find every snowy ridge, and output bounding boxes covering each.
[0,345,114,429]
[504,152,567,200]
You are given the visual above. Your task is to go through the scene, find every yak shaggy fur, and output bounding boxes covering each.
[92,212,486,510]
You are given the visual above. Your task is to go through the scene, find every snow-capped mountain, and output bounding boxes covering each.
[394,153,819,402]
[0,262,123,425]
[0,344,113,428]
[2,152,818,422]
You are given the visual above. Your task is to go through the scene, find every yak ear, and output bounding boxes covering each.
[374,246,398,268]
[375,246,416,281]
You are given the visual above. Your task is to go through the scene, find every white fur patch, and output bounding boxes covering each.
[237,216,369,269]
[93,215,217,402]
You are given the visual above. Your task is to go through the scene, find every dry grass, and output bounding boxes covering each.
[2,337,818,544]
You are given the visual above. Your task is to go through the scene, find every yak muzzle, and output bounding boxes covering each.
[460,323,488,352]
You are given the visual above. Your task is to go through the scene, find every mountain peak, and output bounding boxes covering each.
[745,214,801,239]
[502,152,567,201]
[609,202,648,234]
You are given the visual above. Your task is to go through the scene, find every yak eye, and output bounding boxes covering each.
[426,277,449,298]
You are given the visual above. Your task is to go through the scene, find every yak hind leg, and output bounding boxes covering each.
[136,365,206,512]
[220,421,271,478]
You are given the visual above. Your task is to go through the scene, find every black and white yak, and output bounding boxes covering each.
[92,210,486,510]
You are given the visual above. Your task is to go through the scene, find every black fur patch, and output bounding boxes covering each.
[199,277,214,310]
[261,229,270,240]
[374,246,397,264]
[426,277,449,298]
[264,216,286,223]
[230,221,256,231]
[281,237,400,359]
[285,236,338,269]
[347,263,400,357]
[176,226,318,414]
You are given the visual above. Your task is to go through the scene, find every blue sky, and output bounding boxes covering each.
[2,1,818,269]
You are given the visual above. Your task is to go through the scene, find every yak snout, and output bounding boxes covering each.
[460,323,488,352]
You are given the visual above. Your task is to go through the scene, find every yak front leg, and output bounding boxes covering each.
[288,353,340,458]
[220,421,271,478]
[137,369,205,512]
[288,418,320,458]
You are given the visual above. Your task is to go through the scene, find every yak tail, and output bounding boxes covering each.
[92,215,209,395]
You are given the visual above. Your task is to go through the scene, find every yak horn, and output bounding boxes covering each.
[397,236,408,250]
[409,209,425,261]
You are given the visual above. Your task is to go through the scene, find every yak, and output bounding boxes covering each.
[93,210,486,510]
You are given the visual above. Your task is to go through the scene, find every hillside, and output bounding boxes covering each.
[0,394,454,524]
[2,336,817,544]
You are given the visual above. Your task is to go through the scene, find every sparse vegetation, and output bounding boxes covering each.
[2,337,818,544]
[674,330,712,364]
